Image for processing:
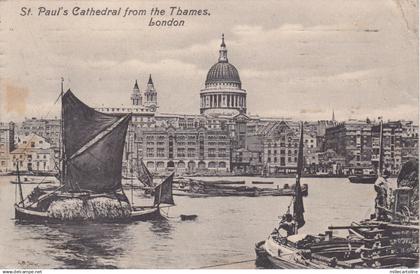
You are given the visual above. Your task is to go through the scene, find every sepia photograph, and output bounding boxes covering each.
[0,0,418,270]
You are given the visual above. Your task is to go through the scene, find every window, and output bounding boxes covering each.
[208,148,216,157]
[177,148,185,157]
[187,148,195,157]
[157,148,165,157]
[146,148,154,157]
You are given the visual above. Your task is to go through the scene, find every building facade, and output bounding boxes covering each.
[134,126,230,174]
[0,122,15,173]
[9,134,55,173]
[16,118,61,149]
[260,121,300,174]
[372,121,403,174]
[324,120,374,174]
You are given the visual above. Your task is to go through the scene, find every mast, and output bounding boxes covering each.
[60,77,66,186]
[378,120,384,176]
[293,122,305,233]
[130,124,134,206]
[16,161,24,206]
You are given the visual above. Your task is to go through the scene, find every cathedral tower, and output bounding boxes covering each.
[131,80,142,106]
[144,74,158,109]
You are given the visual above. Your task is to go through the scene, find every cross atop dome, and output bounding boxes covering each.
[219,33,228,62]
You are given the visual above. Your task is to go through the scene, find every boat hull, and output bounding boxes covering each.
[266,254,312,269]
[255,239,314,269]
[348,175,377,184]
[15,204,161,223]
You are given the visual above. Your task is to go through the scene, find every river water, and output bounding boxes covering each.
[0,176,394,269]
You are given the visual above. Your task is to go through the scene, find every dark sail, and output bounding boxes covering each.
[63,90,120,158]
[62,90,131,193]
[137,158,154,187]
[294,122,305,229]
[154,173,175,205]
[65,115,131,193]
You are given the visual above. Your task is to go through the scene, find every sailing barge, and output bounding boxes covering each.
[255,123,419,269]
[14,90,174,223]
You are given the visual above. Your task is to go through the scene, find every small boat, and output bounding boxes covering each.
[173,187,259,197]
[348,175,377,184]
[279,184,308,197]
[180,214,198,221]
[195,179,245,185]
[252,181,274,185]
[10,177,55,185]
[14,89,175,223]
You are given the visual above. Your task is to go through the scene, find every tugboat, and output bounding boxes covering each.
[14,88,175,223]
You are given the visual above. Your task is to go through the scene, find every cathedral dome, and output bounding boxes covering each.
[205,62,241,85]
[200,34,247,116]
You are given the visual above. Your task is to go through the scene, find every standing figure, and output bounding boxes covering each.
[374,173,389,221]
[276,213,296,237]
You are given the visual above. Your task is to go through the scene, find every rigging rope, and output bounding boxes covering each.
[196,258,256,269]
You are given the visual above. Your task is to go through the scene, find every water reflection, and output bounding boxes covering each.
[148,217,174,240]
[15,222,131,268]
[14,217,176,268]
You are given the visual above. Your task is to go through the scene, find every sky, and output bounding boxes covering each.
[0,0,418,123]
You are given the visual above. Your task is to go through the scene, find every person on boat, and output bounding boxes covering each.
[374,171,390,221]
[275,213,295,237]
